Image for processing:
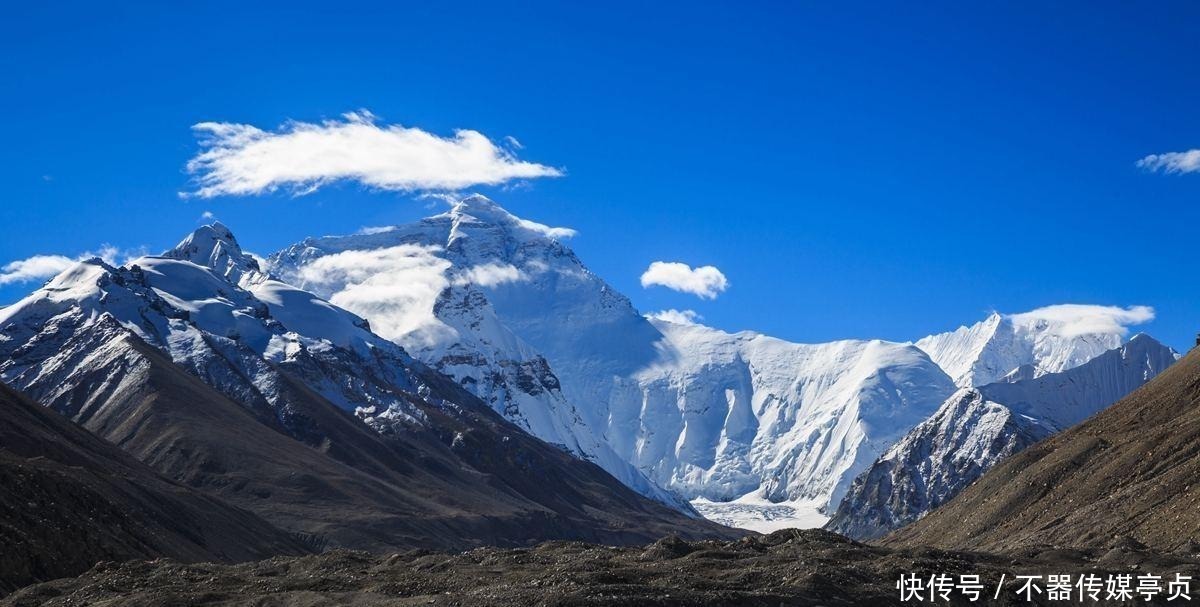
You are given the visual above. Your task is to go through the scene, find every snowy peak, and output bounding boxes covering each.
[916,308,1131,387]
[0,224,429,433]
[164,221,262,284]
[440,194,577,247]
[914,313,1013,387]
[447,194,516,225]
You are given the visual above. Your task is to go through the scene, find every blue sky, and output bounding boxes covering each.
[2,1,1199,350]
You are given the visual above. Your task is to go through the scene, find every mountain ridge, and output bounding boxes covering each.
[0,223,739,552]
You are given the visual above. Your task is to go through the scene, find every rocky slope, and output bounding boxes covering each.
[887,344,1200,552]
[270,195,958,528]
[0,382,307,594]
[8,529,1200,606]
[826,335,1179,540]
[0,224,737,553]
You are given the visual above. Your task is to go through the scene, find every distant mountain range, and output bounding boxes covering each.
[0,194,1177,593]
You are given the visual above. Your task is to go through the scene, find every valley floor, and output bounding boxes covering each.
[7,530,1200,607]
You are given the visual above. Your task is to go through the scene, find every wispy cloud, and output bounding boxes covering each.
[183,111,563,198]
[1007,304,1154,338]
[292,244,457,349]
[1136,149,1200,174]
[452,262,526,287]
[356,226,398,235]
[516,217,577,239]
[640,261,728,299]
[646,309,703,325]
[0,246,146,285]
[0,255,75,285]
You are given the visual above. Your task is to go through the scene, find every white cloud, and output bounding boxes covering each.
[452,263,526,287]
[0,245,147,285]
[647,309,703,325]
[183,111,563,198]
[1007,304,1155,338]
[516,217,577,239]
[91,245,148,267]
[640,261,728,299]
[200,210,215,220]
[356,226,397,235]
[0,255,75,285]
[292,244,457,349]
[1136,149,1200,174]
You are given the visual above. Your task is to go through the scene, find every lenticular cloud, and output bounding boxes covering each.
[184,111,563,198]
[1006,304,1155,338]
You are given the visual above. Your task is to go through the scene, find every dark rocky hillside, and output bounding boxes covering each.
[0,383,307,594]
[6,325,738,553]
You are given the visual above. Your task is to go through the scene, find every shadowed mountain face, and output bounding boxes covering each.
[886,346,1200,552]
[0,225,738,554]
[0,382,308,595]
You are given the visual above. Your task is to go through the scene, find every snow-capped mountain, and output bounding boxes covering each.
[0,222,736,548]
[0,224,430,437]
[269,195,957,529]
[915,311,1127,387]
[825,334,1178,540]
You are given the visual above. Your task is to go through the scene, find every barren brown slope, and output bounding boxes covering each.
[0,382,307,595]
[886,346,1200,552]
[23,322,738,552]
[12,530,1200,607]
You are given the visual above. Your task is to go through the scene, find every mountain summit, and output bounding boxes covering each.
[270,195,958,529]
[915,310,1128,387]
[164,221,263,284]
